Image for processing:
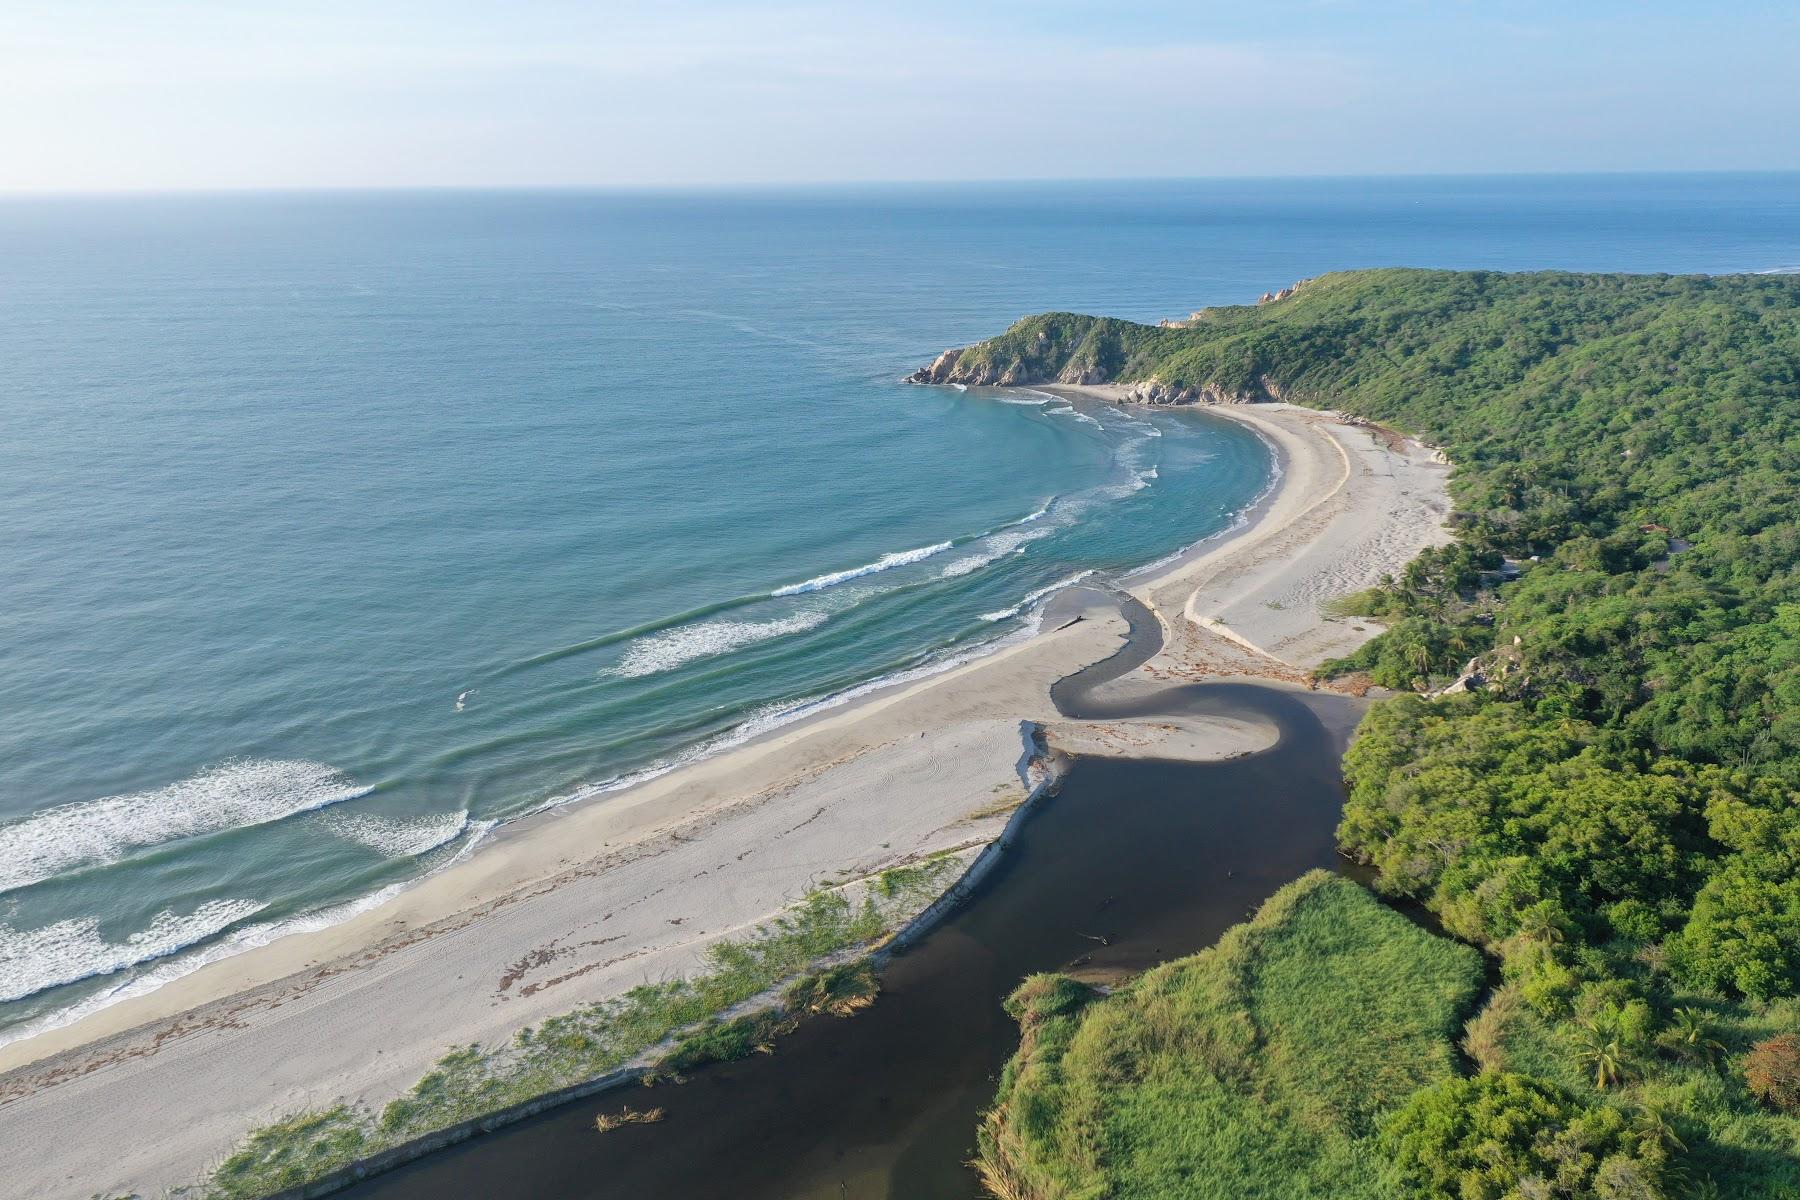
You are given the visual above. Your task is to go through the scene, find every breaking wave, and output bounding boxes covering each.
[0,898,269,1004]
[0,818,497,1045]
[0,760,371,895]
[981,570,1098,622]
[937,526,1053,579]
[1050,406,1104,428]
[320,810,472,858]
[605,609,833,679]
[771,541,954,597]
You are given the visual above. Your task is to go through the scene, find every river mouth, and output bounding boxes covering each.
[343,682,1365,1200]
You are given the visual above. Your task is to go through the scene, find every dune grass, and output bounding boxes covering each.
[199,855,959,1199]
[976,871,1484,1200]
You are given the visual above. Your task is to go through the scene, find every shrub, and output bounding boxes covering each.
[1743,1034,1800,1111]
[1381,1072,1670,1199]
[783,961,879,1016]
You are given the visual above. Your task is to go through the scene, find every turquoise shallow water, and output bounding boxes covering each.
[2,174,1797,1040]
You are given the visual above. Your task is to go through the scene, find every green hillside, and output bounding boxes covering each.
[938,270,1800,1198]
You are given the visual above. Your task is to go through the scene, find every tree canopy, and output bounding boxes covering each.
[947,269,1800,1196]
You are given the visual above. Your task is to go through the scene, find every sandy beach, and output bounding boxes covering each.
[0,397,1450,1199]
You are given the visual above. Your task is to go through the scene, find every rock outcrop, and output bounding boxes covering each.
[906,345,1120,390]
[1117,374,1288,407]
[909,349,1287,408]
[907,347,969,385]
[1257,277,1313,305]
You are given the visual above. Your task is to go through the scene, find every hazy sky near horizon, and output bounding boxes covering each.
[4,1,1798,191]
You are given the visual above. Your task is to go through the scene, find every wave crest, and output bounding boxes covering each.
[0,898,269,1004]
[0,760,371,895]
[320,810,471,858]
[606,610,831,679]
[980,570,1098,622]
[771,541,953,597]
[937,526,1053,579]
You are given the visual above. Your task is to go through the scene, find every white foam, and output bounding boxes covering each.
[771,540,954,597]
[0,819,498,1048]
[320,810,471,858]
[1050,407,1104,428]
[538,625,1045,820]
[1118,419,1286,585]
[936,526,1053,579]
[997,395,1052,406]
[0,760,372,896]
[605,610,831,679]
[0,898,268,1004]
[981,570,1099,622]
[938,552,1009,579]
[1100,475,1150,498]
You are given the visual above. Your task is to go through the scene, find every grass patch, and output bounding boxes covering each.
[656,1009,790,1074]
[976,871,1484,1200]
[200,855,961,1199]
[1322,588,1388,620]
[784,960,880,1017]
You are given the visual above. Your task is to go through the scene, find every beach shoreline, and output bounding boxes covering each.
[0,394,1452,1199]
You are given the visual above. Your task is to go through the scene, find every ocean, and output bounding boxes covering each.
[2,173,1796,1042]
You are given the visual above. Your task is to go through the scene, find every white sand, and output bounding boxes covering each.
[0,398,1451,1199]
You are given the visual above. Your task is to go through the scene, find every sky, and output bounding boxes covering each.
[3,1,1798,191]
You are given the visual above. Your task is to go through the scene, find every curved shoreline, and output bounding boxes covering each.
[0,396,1452,1200]
[342,681,1365,1200]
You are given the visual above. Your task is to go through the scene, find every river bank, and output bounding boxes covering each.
[0,398,1450,1199]
[341,683,1370,1200]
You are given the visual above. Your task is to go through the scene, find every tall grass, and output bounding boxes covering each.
[977,872,1484,1200]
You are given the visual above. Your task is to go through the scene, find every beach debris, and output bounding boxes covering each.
[594,1106,665,1133]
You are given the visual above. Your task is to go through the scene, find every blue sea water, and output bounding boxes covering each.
[2,173,1797,1041]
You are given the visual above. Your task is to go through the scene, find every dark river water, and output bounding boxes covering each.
[345,667,1366,1200]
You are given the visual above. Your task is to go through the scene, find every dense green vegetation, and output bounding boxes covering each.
[955,270,1800,1197]
[1472,981,1800,1196]
[976,872,1484,1199]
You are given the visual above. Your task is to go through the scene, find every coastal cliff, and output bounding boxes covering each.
[907,277,1315,404]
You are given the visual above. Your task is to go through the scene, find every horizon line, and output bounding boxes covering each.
[4,166,1799,200]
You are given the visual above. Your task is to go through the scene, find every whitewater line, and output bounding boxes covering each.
[770,540,954,596]
[0,760,372,897]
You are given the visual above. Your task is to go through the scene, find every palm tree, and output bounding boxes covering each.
[1631,1104,1685,1154]
[1406,636,1435,689]
[1575,1019,1633,1090]
[1660,1006,1725,1068]
[1513,904,1565,946]
[1401,560,1430,600]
